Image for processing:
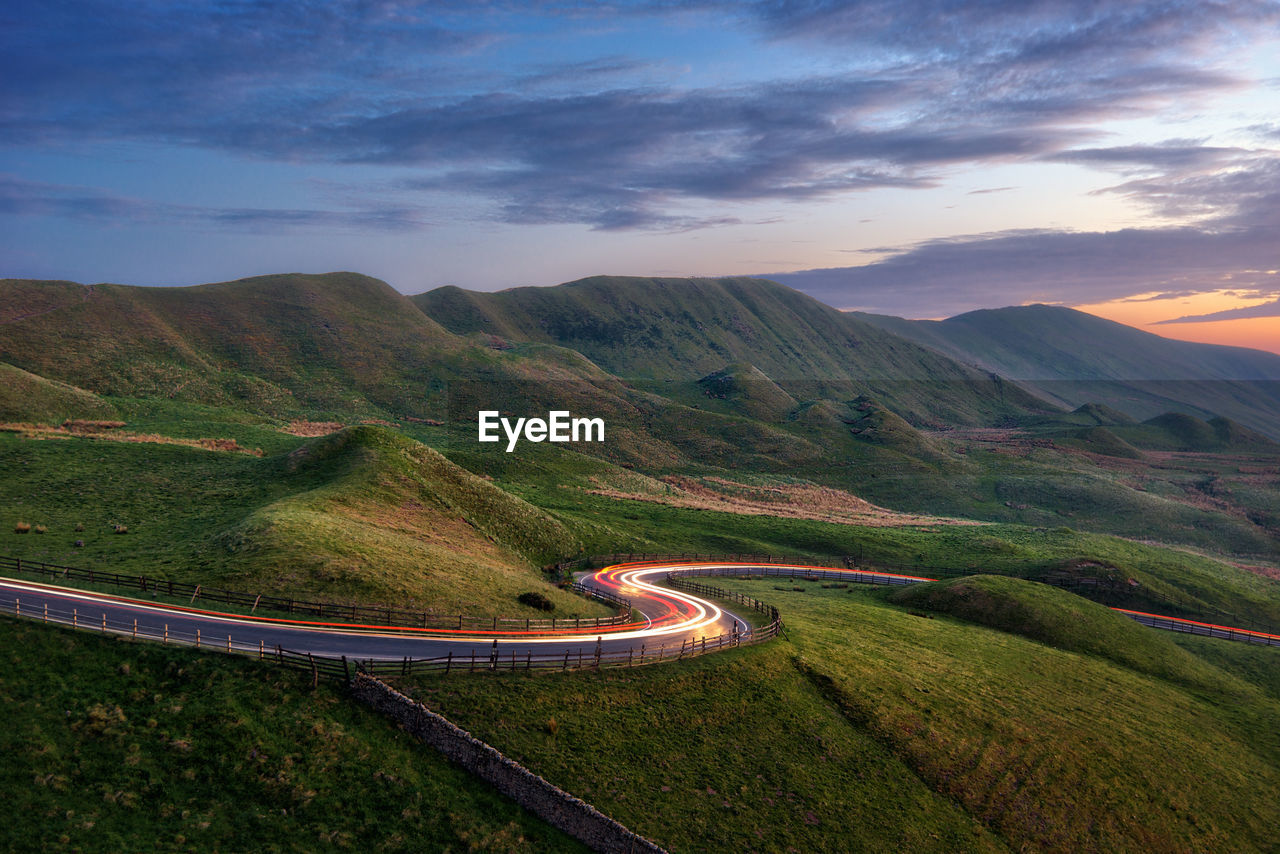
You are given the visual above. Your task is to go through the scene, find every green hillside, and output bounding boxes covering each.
[415,276,1051,427]
[1117,413,1280,452]
[859,304,1280,436]
[3,271,1280,853]
[0,424,604,618]
[0,273,455,415]
[4,272,1278,566]
[0,362,118,422]
[0,618,585,853]
[404,582,1280,853]
[886,574,1240,692]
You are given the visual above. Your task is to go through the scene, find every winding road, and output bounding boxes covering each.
[1,562,1277,666]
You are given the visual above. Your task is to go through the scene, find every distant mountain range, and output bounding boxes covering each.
[858,304,1280,436]
[5,272,1279,443]
[416,275,1045,427]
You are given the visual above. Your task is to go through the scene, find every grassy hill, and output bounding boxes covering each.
[402,581,1280,853]
[415,276,1051,427]
[0,424,605,618]
[0,273,453,416]
[859,304,1280,436]
[886,574,1240,692]
[1117,413,1280,452]
[0,362,118,422]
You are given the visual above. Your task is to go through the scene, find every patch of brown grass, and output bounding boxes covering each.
[581,473,982,528]
[0,422,262,455]
[282,420,347,437]
[61,419,126,432]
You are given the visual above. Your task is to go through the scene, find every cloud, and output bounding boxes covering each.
[770,224,1279,317]
[752,1,1280,59]
[0,175,430,233]
[1042,140,1247,174]
[770,142,1280,317]
[3,0,1272,231]
[1155,296,1280,323]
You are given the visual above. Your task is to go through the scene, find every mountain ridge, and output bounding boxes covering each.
[857,303,1280,436]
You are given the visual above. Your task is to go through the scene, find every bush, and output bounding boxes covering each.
[14,522,30,534]
[517,591,555,612]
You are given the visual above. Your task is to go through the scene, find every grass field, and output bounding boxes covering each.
[0,616,586,853]
[398,581,1280,853]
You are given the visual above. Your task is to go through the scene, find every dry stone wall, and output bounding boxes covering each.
[350,672,669,854]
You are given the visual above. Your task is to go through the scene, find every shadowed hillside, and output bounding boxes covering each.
[416,276,1051,427]
[0,273,454,415]
[859,304,1280,436]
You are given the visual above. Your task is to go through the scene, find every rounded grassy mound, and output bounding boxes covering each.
[888,574,1242,694]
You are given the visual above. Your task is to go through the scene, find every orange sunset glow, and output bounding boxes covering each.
[1074,291,1280,356]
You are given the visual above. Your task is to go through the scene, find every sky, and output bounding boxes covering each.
[3,1,1279,353]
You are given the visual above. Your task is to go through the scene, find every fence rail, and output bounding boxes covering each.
[0,554,632,631]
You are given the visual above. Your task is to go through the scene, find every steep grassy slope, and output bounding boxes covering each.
[860,304,1280,435]
[0,425,605,618]
[887,575,1240,692]
[404,583,1280,853]
[215,425,594,611]
[0,362,118,422]
[0,618,585,853]
[416,276,1050,427]
[0,273,455,416]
